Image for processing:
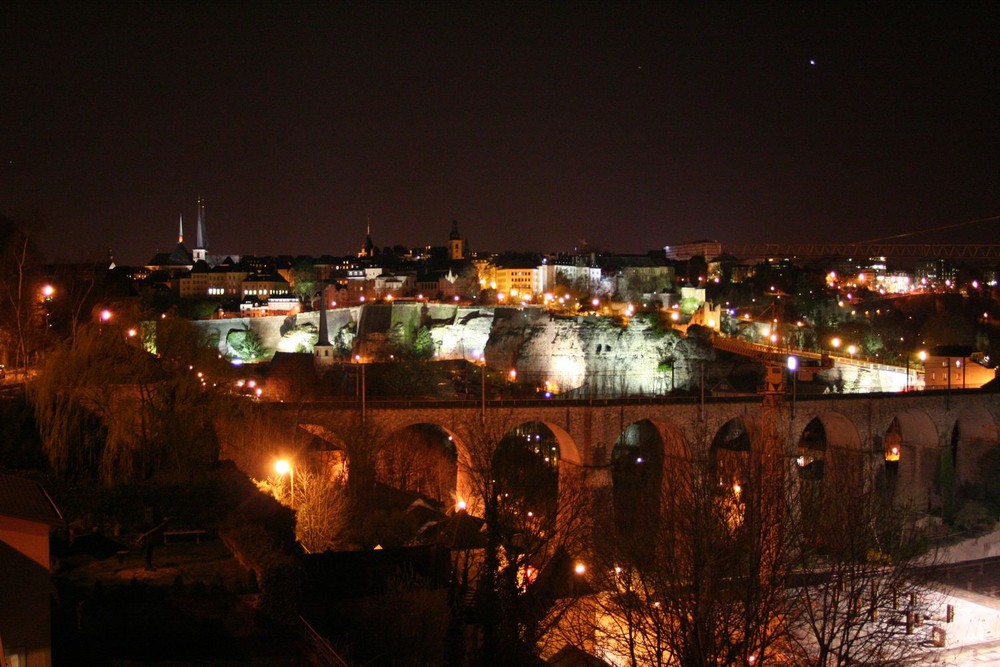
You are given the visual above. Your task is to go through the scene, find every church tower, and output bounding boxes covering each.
[314,286,337,369]
[192,197,208,263]
[448,220,464,260]
[359,218,376,258]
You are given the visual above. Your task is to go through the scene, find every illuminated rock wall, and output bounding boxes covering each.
[199,303,702,395]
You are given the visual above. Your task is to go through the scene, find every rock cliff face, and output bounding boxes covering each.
[485,310,693,395]
[198,303,711,395]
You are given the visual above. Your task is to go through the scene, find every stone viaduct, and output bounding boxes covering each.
[256,388,1000,519]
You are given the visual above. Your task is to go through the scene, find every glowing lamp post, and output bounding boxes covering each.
[355,354,366,422]
[40,285,55,338]
[477,352,487,424]
[906,350,928,392]
[787,355,798,417]
[275,459,294,506]
[99,308,112,336]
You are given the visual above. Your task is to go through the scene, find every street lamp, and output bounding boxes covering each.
[847,344,857,360]
[831,337,841,353]
[787,355,798,418]
[355,354,366,422]
[906,350,928,392]
[40,284,55,338]
[477,352,487,424]
[275,459,294,506]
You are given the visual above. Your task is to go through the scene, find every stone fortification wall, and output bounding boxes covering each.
[197,304,706,394]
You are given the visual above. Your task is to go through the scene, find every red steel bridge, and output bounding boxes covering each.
[722,243,1000,261]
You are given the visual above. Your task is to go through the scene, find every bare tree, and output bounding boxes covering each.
[785,477,939,667]
[0,218,42,376]
[452,410,591,666]
[285,465,352,553]
[572,413,797,667]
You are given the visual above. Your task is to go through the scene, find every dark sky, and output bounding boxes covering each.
[2,2,997,265]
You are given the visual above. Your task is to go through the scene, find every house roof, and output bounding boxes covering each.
[0,474,63,525]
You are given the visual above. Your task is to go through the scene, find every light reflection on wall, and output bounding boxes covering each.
[549,354,587,391]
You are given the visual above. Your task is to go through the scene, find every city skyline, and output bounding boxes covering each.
[2,3,997,265]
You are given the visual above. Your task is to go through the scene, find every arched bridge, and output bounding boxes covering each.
[250,389,1000,517]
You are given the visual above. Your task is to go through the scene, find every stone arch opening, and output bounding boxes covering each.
[882,410,939,507]
[796,417,827,482]
[611,420,665,546]
[712,415,753,472]
[294,423,348,480]
[795,412,864,486]
[950,406,998,486]
[710,417,756,514]
[794,412,865,548]
[378,423,458,506]
[493,421,561,533]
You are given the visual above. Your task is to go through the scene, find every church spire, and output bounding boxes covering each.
[193,197,208,263]
[317,287,331,346]
[359,215,376,257]
[196,197,208,250]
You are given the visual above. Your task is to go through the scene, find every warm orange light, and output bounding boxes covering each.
[886,446,900,462]
[275,459,290,475]
[100,309,112,322]
[574,562,586,575]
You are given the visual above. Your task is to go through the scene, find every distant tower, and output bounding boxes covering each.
[178,213,184,244]
[449,220,464,260]
[192,197,208,263]
[314,287,336,369]
[359,217,376,258]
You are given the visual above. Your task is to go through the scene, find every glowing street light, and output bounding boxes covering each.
[100,309,112,323]
[787,356,798,417]
[906,350,928,392]
[847,344,857,359]
[831,337,841,352]
[275,459,294,506]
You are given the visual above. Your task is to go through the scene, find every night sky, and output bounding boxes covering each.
[2,3,997,265]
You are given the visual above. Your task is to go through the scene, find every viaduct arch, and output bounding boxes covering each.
[257,390,999,523]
